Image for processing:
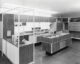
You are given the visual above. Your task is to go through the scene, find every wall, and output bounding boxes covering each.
[14,22,51,34]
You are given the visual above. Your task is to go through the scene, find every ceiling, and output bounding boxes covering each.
[1,0,80,14]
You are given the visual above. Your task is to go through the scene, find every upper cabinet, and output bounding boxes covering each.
[14,14,56,22]
[70,18,80,22]
[50,17,56,22]
[35,16,50,22]
[20,15,28,22]
[14,15,18,22]
[16,15,52,22]
[62,18,68,23]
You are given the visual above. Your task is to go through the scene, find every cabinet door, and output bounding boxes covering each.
[7,42,19,64]
[42,43,52,53]
[0,38,2,51]
[52,42,60,53]
[0,22,3,38]
[2,39,7,55]
[66,39,72,46]
[19,44,33,64]
[60,41,66,49]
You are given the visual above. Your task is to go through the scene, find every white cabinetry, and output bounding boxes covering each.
[2,39,19,64]
[2,39,7,55]
[7,41,19,64]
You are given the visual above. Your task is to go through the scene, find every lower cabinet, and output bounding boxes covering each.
[2,39,19,64]
[60,41,66,49]
[42,42,60,54]
[2,39,7,55]
[2,39,33,64]
[42,38,72,54]
[0,38,2,51]
[42,43,52,53]
[7,42,19,64]
[66,39,72,46]
[51,42,60,53]
[19,44,33,64]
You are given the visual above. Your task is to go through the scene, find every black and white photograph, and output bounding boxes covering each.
[0,0,80,64]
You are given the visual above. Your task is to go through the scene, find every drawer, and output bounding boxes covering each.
[60,41,66,49]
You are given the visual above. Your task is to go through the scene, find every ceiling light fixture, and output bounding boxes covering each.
[1,3,58,17]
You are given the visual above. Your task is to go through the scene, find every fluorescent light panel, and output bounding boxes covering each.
[0,7,10,13]
[1,3,58,17]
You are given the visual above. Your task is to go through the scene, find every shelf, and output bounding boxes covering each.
[71,37,80,39]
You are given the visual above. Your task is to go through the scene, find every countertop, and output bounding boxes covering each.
[42,32,69,38]
[48,33,69,39]
[6,38,33,47]
[19,39,33,47]
[20,31,49,36]
[7,38,18,47]
[37,32,71,44]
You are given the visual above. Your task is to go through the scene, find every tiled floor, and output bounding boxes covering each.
[0,39,80,64]
[35,39,80,64]
[0,53,12,64]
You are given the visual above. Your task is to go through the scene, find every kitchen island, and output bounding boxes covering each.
[37,33,72,55]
